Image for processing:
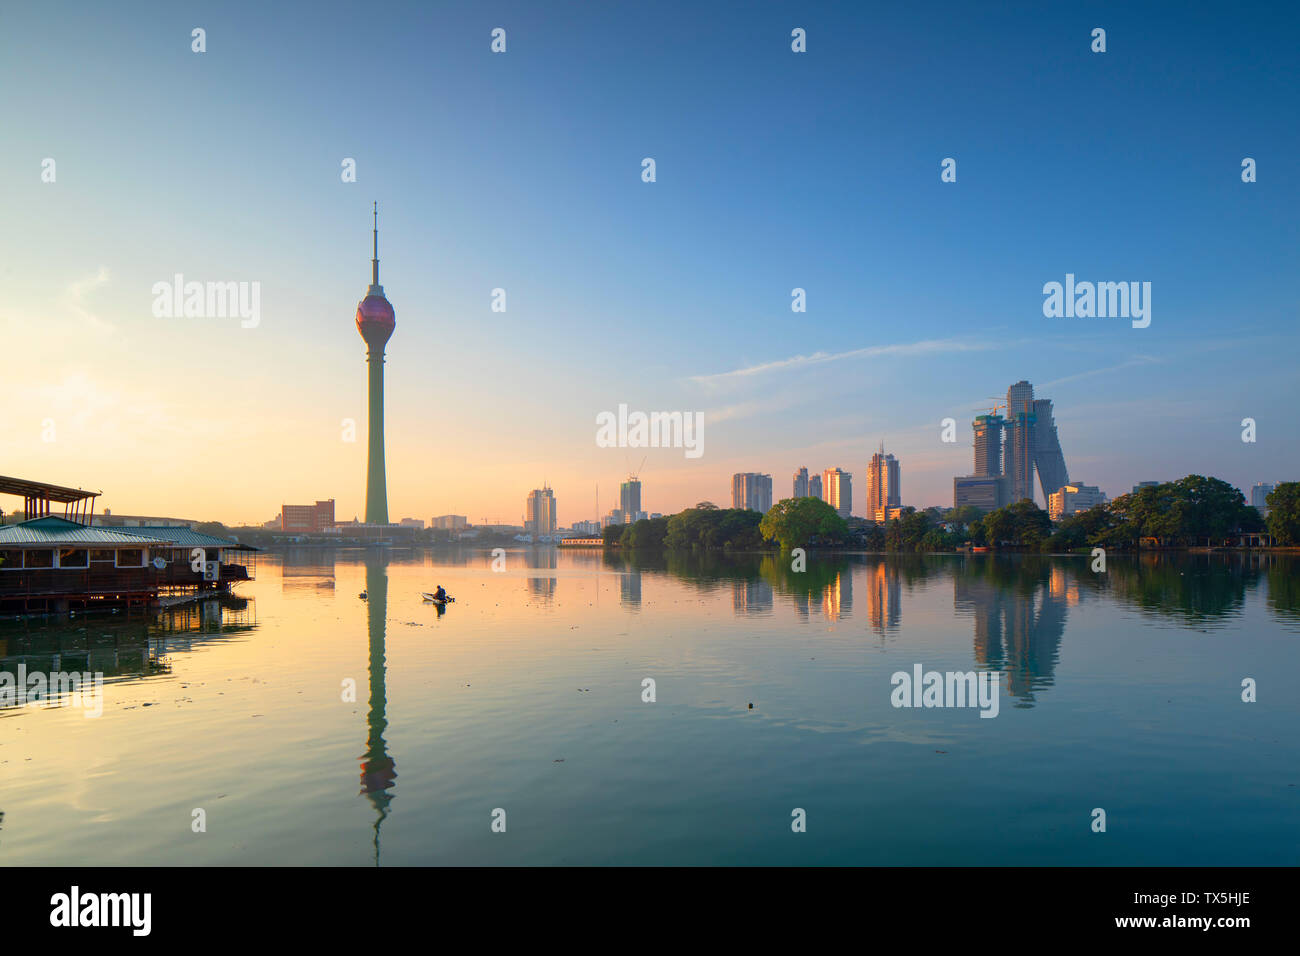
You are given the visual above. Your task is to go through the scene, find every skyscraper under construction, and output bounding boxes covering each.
[954,380,1070,509]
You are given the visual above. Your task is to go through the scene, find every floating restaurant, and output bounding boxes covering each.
[0,475,255,615]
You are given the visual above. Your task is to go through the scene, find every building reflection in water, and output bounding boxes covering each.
[620,569,641,609]
[0,596,256,711]
[821,570,853,622]
[955,559,1068,706]
[280,548,337,594]
[732,578,773,615]
[865,562,901,636]
[524,547,558,602]
[358,556,396,866]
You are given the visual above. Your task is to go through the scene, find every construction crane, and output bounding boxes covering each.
[971,397,1007,417]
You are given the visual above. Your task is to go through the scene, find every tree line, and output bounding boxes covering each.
[600,477,1300,552]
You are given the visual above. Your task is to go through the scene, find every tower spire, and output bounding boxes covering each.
[371,201,379,287]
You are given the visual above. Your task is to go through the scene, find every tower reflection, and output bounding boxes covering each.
[358,556,396,865]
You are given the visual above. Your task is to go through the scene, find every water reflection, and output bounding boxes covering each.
[731,577,773,615]
[280,548,337,593]
[359,556,395,866]
[954,558,1066,706]
[864,562,901,636]
[627,549,1300,708]
[0,595,256,713]
[523,547,558,602]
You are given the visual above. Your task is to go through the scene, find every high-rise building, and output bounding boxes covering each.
[822,467,852,518]
[1031,398,1069,500]
[732,473,773,513]
[866,444,901,521]
[620,478,642,525]
[1004,393,1036,504]
[1132,481,1162,495]
[809,474,822,499]
[1048,483,1108,521]
[525,486,557,536]
[955,380,1070,509]
[1252,482,1276,515]
[431,515,467,531]
[973,415,1004,477]
[355,203,396,524]
[793,467,809,498]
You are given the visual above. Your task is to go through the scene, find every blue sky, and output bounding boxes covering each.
[0,0,1296,524]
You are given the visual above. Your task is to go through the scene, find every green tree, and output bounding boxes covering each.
[981,499,1051,548]
[620,516,670,549]
[759,497,850,550]
[1267,482,1300,545]
[665,507,765,550]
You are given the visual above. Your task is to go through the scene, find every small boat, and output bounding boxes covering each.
[421,592,454,605]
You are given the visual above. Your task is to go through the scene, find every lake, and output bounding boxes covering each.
[1,548,1297,866]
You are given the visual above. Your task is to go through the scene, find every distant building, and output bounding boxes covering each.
[620,478,642,524]
[865,444,900,519]
[525,486,557,536]
[972,415,1002,478]
[822,468,852,518]
[602,509,625,528]
[571,519,599,535]
[398,518,425,529]
[1252,482,1276,515]
[808,474,822,499]
[956,380,1069,508]
[1132,481,1161,494]
[1031,398,1069,500]
[1048,483,1108,521]
[93,509,198,529]
[954,475,1009,512]
[875,505,905,523]
[431,514,467,531]
[732,473,773,513]
[793,467,809,498]
[280,499,335,533]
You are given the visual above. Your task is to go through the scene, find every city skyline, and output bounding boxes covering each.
[2,2,1296,526]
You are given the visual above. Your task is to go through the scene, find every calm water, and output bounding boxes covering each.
[1,548,1297,866]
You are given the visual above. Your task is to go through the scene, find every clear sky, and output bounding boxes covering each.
[1,0,1296,526]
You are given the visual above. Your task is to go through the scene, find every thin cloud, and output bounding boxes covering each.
[64,266,113,331]
[1038,355,1161,389]
[690,338,999,390]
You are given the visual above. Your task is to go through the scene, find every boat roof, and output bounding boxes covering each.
[107,526,254,550]
[0,516,171,546]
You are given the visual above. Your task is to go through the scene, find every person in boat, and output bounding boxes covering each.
[433,585,447,602]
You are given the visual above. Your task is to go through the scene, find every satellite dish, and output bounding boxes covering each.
[152,557,167,569]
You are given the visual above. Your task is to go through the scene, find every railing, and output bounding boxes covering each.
[0,566,157,598]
